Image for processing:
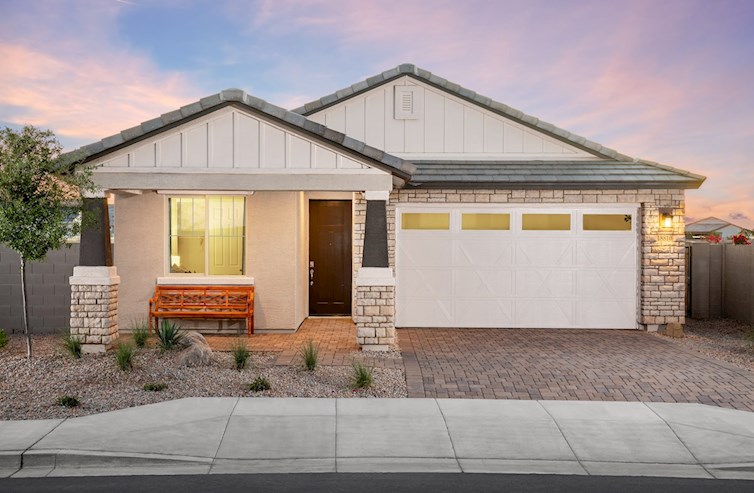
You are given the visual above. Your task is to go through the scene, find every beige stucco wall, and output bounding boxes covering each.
[248,191,306,330]
[114,192,164,329]
[115,191,308,332]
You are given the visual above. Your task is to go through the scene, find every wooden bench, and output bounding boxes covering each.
[149,285,254,335]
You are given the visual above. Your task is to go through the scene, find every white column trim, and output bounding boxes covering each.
[364,190,390,202]
[355,267,395,286]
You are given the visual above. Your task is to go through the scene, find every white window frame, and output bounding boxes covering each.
[164,194,247,277]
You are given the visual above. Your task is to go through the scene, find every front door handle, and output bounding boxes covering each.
[310,267,314,286]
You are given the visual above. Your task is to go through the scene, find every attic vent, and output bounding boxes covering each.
[394,85,422,120]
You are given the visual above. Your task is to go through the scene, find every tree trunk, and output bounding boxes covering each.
[20,256,32,359]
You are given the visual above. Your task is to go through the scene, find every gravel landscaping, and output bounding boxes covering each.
[651,318,754,372]
[0,334,407,420]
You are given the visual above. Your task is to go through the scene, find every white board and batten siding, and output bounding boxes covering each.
[97,106,376,172]
[307,75,596,161]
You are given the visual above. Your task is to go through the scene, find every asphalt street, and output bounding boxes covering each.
[1,473,753,493]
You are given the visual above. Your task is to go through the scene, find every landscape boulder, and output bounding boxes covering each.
[178,331,213,367]
[663,322,685,338]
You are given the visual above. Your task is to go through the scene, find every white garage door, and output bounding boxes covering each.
[395,206,639,329]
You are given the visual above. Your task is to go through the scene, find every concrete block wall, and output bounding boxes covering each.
[0,244,80,334]
[354,188,686,329]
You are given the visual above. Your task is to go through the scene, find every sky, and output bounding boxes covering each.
[1,0,752,228]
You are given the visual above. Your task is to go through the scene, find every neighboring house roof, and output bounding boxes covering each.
[686,217,746,234]
[293,64,705,190]
[71,89,416,180]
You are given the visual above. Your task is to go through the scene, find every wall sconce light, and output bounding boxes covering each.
[659,208,673,230]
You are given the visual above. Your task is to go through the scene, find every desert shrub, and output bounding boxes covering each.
[56,395,80,408]
[232,340,250,370]
[143,382,168,392]
[248,377,271,392]
[0,329,7,349]
[63,334,82,359]
[115,342,134,371]
[156,320,183,351]
[298,339,319,371]
[131,323,149,348]
[351,361,373,389]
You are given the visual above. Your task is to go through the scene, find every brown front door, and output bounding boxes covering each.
[309,200,352,315]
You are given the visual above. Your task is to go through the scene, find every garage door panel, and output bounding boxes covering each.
[455,299,513,327]
[398,237,452,267]
[577,238,636,267]
[454,239,513,266]
[396,299,453,327]
[516,240,575,267]
[578,300,636,328]
[515,299,575,327]
[454,269,513,297]
[396,206,637,329]
[577,270,637,299]
[401,268,453,298]
[515,270,575,297]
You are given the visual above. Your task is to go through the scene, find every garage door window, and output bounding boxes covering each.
[583,214,632,231]
[522,213,570,231]
[402,213,450,230]
[462,213,510,230]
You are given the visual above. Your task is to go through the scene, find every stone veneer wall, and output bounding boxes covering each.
[354,285,395,349]
[353,188,686,330]
[70,284,119,348]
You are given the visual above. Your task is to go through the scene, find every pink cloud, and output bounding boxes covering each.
[0,44,199,144]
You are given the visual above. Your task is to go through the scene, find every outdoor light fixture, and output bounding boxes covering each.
[659,208,673,229]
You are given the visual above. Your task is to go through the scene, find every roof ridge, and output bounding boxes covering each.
[68,88,415,178]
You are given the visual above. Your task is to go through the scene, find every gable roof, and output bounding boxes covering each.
[293,64,705,189]
[71,89,415,180]
[686,217,746,233]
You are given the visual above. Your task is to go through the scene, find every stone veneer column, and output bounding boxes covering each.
[355,190,395,351]
[69,195,120,354]
[69,267,120,353]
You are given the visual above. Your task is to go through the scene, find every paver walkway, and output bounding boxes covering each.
[204,317,402,369]
[399,328,754,411]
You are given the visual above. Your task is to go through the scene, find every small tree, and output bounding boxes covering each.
[0,126,94,358]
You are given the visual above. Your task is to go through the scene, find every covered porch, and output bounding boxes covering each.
[69,93,409,352]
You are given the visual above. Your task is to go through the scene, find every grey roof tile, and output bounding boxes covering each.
[140,117,163,133]
[101,133,124,148]
[382,67,400,79]
[161,109,184,125]
[199,93,222,109]
[242,94,265,110]
[351,80,369,93]
[365,74,385,86]
[180,101,203,117]
[335,86,354,99]
[220,88,245,102]
[120,125,144,141]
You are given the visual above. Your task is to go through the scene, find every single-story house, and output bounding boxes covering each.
[69,64,705,351]
[686,217,747,241]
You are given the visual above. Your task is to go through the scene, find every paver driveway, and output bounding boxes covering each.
[399,328,754,411]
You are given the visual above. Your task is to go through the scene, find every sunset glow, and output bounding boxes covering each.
[1,0,752,227]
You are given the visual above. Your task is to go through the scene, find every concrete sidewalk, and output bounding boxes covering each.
[1,398,753,480]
